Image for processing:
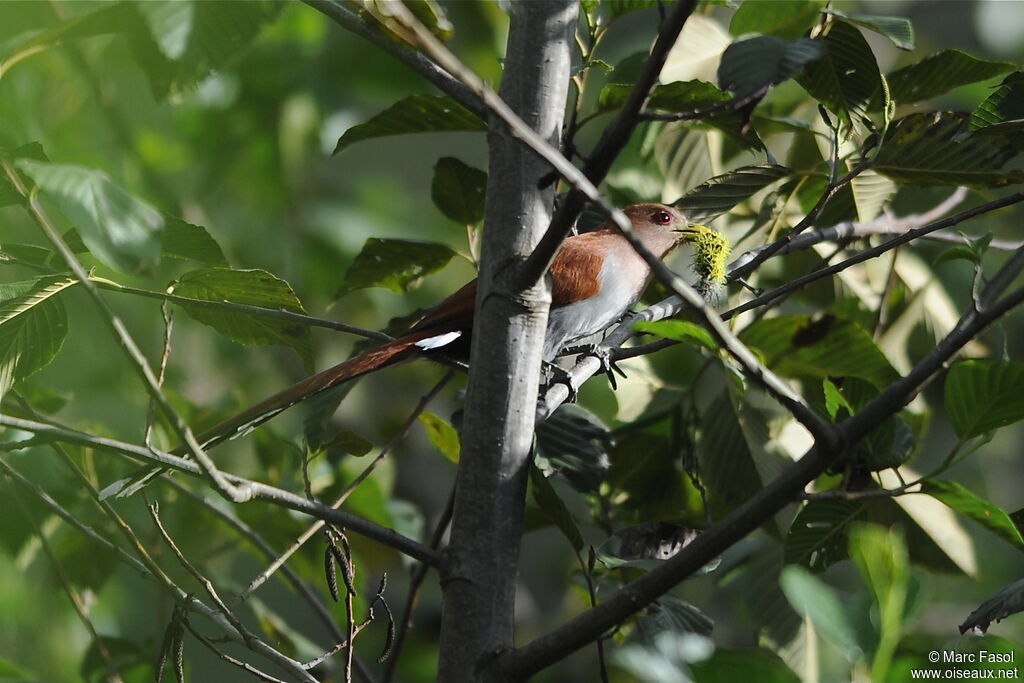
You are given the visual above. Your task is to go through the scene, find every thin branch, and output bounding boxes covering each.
[501,270,1024,682]
[1,161,252,503]
[235,371,451,603]
[0,414,439,565]
[302,0,487,120]
[94,278,393,342]
[519,0,700,291]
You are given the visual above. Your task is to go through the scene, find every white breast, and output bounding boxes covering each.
[543,250,648,360]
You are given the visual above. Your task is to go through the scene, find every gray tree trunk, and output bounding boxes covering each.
[436,2,578,681]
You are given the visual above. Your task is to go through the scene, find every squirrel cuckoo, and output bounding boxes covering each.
[191,203,698,450]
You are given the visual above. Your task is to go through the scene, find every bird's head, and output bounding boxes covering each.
[623,203,731,298]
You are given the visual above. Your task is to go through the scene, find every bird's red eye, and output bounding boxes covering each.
[652,210,673,226]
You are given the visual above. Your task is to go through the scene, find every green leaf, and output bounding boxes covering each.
[935,244,983,267]
[534,404,612,493]
[430,157,486,225]
[161,216,228,266]
[634,319,719,352]
[334,238,455,298]
[605,0,661,21]
[698,393,763,515]
[780,565,859,653]
[848,524,909,680]
[529,465,583,553]
[945,359,1024,439]
[882,50,1016,107]
[739,314,898,388]
[16,160,164,274]
[323,429,373,457]
[784,500,863,572]
[692,648,800,683]
[849,168,897,222]
[730,0,824,40]
[0,275,75,399]
[599,79,730,114]
[0,243,56,270]
[639,595,715,637]
[822,378,852,420]
[874,112,1024,187]
[672,164,790,223]
[418,411,460,462]
[170,268,313,368]
[969,72,1024,148]
[796,20,883,127]
[718,35,825,97]
[827,10,914,50]
[923,480,1024,551]
[333,95,486,155]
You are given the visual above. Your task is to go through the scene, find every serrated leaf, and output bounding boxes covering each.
[334,238,455,298]
[822,378,851,420]
[739,314,898,388]
[0,275,75,399]
[418,411,460,462]
[874,112,1024,188]
[959,577,1024,634]
[945,359,1024,439]
[333,95,485,155]
[780,566,859,653]
[170,268,312,368]
[529,465,583,553]
[161,216,228,266]
[828,10,914,50]
[672,164,790,223]
[16,160,164,274]
[730,0,824,40]
[718,34,825,98]
[922,480,1024,551]
[881,50,1016,108]
[534,404,612,493]
[969,71,1024,148]
[634,319,719,352]
[784,500,863,572]
[430,157,486,225]
[796,20,882,127]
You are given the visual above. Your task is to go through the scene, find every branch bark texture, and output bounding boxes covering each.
[436,3,578,681]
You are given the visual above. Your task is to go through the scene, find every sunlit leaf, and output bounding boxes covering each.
[944,359,1024,439]
[334,238,455,298]
[0,275,75,399]
[923,480,1024,551]
[431,157,486,225]
[873,112,1024,187]
[419,411,460,462]
[672,164,790,223]
[16,160,164,274]
[827,9,914,50]
[170,268,313,368]
[634,319,719,353]
[161,216,228,266]
[739,314,899,388]
[730,0,824,40]
[848,523,908,680]
[797,20,883,126]
[882,50,1016,107]
[333,95,485,154]
[969,71,1024,148]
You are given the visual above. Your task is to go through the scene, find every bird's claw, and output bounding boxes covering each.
[574,344,628,391]
[543,361,580,403]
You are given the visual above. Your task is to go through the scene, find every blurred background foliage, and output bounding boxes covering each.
[0,1,1023,682]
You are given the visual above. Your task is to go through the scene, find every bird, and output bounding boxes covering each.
[188,203,710,450]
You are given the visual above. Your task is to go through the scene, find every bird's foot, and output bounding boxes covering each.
[559,344,628,390]
[543,361,580,403]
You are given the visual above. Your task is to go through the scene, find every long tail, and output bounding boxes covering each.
[108,335,424,499]
[191,335,423,451]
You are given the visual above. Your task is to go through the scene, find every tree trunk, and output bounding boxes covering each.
[436,2,578,681]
